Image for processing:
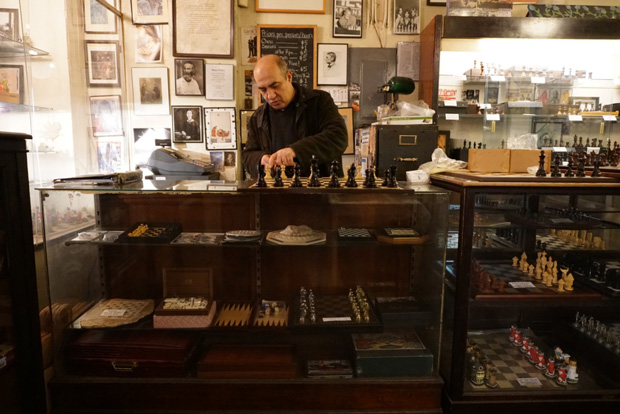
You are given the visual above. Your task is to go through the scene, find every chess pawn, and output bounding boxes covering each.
[512,256,519,267]
[273,166,284,187]
[290,163,303,187]
[564,273,574,291]
[528,264,535,277]
[567,360,579,383]
[557,278,565,292]
[556,365,568,386]
[544,357,556,378]
[256,164,267,187]
[485,367,498,388]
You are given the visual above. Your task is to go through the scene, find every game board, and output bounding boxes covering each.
[472,260,601,300]
[290,294,381,331]
[212,303,254,328]
[117,222,183,244]
[466,330,600,392]
[573,260,620,297]
[536,234,584,251]
[248,177,401,190]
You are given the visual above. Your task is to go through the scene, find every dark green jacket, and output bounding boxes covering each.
[242,83,348,178]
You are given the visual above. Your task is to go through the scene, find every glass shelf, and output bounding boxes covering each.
[0,38,49,58]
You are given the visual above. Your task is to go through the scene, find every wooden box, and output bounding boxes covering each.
[468,149,510,173]
[510,149,551,173]
[197,344,297,379]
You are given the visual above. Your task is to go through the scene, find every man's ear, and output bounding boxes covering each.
[287,71,292,82]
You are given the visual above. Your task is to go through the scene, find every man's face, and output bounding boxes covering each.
[186,110,193,120]
[254,64,295,111]
[183,63,194,81]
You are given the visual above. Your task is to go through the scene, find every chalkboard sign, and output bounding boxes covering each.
[257,25,317,89]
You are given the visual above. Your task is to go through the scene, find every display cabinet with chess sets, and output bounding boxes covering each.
[430,170,620,413]
[37,173,451,413]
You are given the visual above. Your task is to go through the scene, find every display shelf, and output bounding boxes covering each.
[0,38,49,58]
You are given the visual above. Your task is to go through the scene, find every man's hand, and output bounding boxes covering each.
[268,148,296,170]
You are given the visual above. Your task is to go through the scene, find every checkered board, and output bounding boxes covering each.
[249,177,399,190]
[536,234,584,251]
[338,228,374,240]
[473,260,601,300]
[466,330,600,392]
[573,261,620,297]
[290,295,381,331]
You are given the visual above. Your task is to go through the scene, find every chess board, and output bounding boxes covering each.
[473,260,601,301]
[466,330,600,392]
[536,234,583,251]
[248,177,401,191]
[117,222,183,244]
[573,260,620,297]
[290,295,381,331]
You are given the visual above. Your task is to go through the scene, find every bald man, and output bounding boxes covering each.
[241,54,348,178]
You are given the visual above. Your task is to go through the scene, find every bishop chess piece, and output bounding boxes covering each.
[388,165,398,188]
[345,163,358,188]
[550,154,562,177]
[256,164,267,187]
[576,154,587,177]
[290,163,303,187]
[363,167,377,188]
[273,165,284,187]
[564,156,575,177]
[535,150,547,177]
[328,160,341,188]
[308,156,322,187]
[591,155,602,177]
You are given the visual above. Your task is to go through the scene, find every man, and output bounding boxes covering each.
[338,7,357,30]
[242,55,347,178]
[176,61,201,95]
[325,52,337,70]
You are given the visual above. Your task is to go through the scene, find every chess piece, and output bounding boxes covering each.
[544,357,556,378]
[576,154,587,177]
[381,169,390,187]
[308,156,322,187]
[345,163,358,187]
[388,165,398,188]
[551,155,562,177]
[528,264,534,277]
[564,155,575,177]
[363,167,377,188]
[567,360,579,383]
[273,166,284,187]
[256,164,267,187]
[485,367,498,388]
[328,161,341,188]
[536,150,547,177]
[564,273,574,291]
[591,154,602,177]
[290,163,303,187]
[556,365,568,386]
[557,278,565,292]
[512,256,519,267]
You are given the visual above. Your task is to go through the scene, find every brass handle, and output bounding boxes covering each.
[112,361,138,372]
[395,157,418,162]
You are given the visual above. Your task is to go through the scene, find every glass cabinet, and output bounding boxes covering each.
[38,180,450,413]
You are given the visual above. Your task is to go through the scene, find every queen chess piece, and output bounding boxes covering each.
[256,164,267,187]
[345,163,358,188]
[290,163,303,187]
[535,150,547,177]
[273,165,284,187]
[550,154,562,177]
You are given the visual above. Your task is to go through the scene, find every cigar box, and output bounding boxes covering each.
[153,268,216,329]
[197,344,297,379]
[468,149,511,173]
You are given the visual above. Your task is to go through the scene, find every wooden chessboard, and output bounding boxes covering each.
[537,234,585,251]
[472,260,601,301]
[248,176,401,190]
[466,330,600,392]
[573,260,620,297]
[290,294,381,331]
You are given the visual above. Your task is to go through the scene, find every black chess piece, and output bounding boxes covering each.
[477,142,482,149]
[345,163,358,188]
[381,169,390,187]
[501,139,505,149]
[290,163,303,187]
[273,165,284,187]
[576,154,587,177]
[550,154,562,177]
[535,150,547,177]
[388,165,398,188]
[308,156,322,187]
[564,156,575,177]
[463,140,468,149]
[363,167,377,188]
[572,134,578,148]
[328,161,341,188]
[284,166,294,179]
[591,155,602,177]
[256,164,267,187]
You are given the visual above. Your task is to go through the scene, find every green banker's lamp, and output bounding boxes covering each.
[378,76,416,108]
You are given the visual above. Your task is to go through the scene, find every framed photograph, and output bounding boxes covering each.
[317,43,348,86]
[333,0,362,38]
[568,96,600,112]
[256,0,325,13]
[239,109,255,145]
[173,0,233,58]
[224,151,236,167]
[131,67,170,115]
[394,0,421,35]
[131,0,169,24]
[0,64,24,104]
[89,95,123,137]
[0,8,19,41]
[85,41,120,87]
[241,27,258,65]
[205,107,236,150]
[172,106,203,143]
[338,107,354,155]
[133,127,171,167]
[84,0,117,34]
[174,59,204,96]
[97,137,124,173]
[427,0,446,5]
[205,64,234,100]
[136,25,163,63]
[210,151,224,172]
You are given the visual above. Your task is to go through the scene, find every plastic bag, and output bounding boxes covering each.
[418,148,468,175]
[376,100,436,121]
[507,133,538,150]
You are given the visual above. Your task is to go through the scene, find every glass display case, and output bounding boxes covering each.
[431,171,620,413]
[38,180,450,413]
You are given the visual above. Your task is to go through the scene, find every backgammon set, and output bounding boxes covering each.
[66,330,200,377]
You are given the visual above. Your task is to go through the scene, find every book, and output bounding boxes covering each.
[306,359,353,378]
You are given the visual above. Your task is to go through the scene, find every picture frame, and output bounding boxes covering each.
[317,43,348,86]
[224,151,236,167]
[338,107,354,155]
[568,96,600,112]
[333,0,362,38]
[172,106,203,143]
[205,107,236,150]
[96,136,124,173]
[131,67,170,116]
[426,0,446,5]
[239,109,255,145]
[0,8,19,42]
[135,25,163,63]
[205,64,234,101]
[84,0,117,34]
[256,0,325,14]
[89,95,123,137]
[438,130,450,152]
[131,0,169,25]
[173,0,233,58]
[394,0,421,35]
[174,59,205,96]
[0,64,24,104]
[85,41,120,87]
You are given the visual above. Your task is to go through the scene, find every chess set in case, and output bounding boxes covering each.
[116,222,183,244]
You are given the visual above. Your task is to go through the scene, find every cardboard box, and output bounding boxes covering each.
[510,149,551,173]
[468,149,510,173]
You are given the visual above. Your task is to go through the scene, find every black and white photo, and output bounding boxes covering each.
[333,0,362,38]
[132,67,170,115]
[394,0,421,35]
[131,0,168,24]
[317,43,348,86]
[173,106,203,143]
[174,59,204,96]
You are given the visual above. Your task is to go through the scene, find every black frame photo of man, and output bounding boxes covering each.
[174,59,204,96]
[172,106,203,143]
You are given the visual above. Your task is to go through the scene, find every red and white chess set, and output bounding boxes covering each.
[508,326,578,386]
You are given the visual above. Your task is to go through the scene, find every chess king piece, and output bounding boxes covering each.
[256,164,267,187]
[536,150,547,177]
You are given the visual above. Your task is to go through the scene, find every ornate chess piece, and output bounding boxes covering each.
[328,160,340,188]
[290,163,303,187]
[564,156,575,177]
[363,167,377,188]
[308,156,322,187]
[576,153,587,177]
[536,150,547,177]
[550,154,562,177]
[273,165,284,187]
[256,164,267,187]
[345,163,358,188]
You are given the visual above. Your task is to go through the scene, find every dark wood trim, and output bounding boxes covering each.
[419,15,442,116]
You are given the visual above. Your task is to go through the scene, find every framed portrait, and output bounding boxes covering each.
[174,59,204,96]
[333,0,362,38]
[97,137,124,173]
[241,27,258,65]
[85,41,120,87]
[224,151,236,167]
[205,107,236,150]
[133,127,171,167]
[317,43,348,86]
[131,0,169,24]
[172,106,203,143]
[210,151,224,172]
[136,25,163,63]
[173,0,233,58]
[394,0,421,35]
[0,8,19,41]
[89,95,123,137]
[568,96,600,112]
[131,67,170,115]
[256,0,325,13]
[338,107,354,155]
[427,0,446,5]
[84,0,117,34]
[0,64,24,104]
[239,109,255,145]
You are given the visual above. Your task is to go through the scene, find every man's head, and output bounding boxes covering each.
[325,52,336,66]
[182,61,195,82]
[186,109,194,120]
[343,8,352,17]
[253,54,296,111]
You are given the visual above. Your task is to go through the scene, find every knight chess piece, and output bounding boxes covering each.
[290,163,303,187]
[536,150,547,177]
[273,165,284,187]
[551,154,562,177]
[256,164,267,187]
[345,163,358,188]
[328,160,341,188]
